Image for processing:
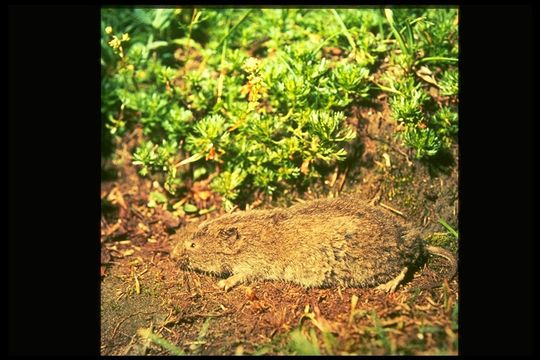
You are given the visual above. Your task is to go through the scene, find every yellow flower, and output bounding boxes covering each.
[108,37,121,49]
[121,33,130,41]
[242,57,260,73]
[105,26,112,34]
[137,70,147,80]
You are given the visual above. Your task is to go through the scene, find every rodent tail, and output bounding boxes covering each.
[425,245,457,281]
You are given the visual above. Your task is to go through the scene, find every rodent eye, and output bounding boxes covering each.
[190,242,196,248]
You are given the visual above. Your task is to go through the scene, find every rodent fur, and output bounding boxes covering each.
[171,195,456,291]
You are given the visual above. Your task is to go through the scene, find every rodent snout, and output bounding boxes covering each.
[177,256,190,270]
[170,245,190,267]
[170,241,186,260]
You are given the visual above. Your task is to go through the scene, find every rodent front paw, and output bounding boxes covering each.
[375,266,408,293]
[217,274,245,292]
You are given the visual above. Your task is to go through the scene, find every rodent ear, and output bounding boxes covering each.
[218,227,239,243]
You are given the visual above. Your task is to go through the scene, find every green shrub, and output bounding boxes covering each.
[382,8,459,159]
[101,8,458,206]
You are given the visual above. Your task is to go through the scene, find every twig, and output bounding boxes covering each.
[396,148,413,167]
[130,206,145,220]
[156,308,176,335]
[110,311,155,341]
[328,167,339,188]
[379,202,406,218]
[338,166,350,193]
[369,187,382,206]
[119,333,138,356]
[366,134,413,167]
[189,311,232,318]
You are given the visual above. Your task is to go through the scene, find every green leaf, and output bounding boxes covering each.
[288,328,320,355]
[146,40,169,50]
[371,311,392,353]
[211,169,247,201]
[137,328,185,355]
[183,203,198,213]
[151,9,174,31]
[439,218,459,239]
[177,152,204,166]
[451,302,459,331]
[193,167,207,180]
[149,191,168,204]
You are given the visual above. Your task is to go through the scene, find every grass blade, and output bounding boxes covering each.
[439,218,459,239]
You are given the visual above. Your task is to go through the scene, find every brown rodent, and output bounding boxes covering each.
[170,196,457,292]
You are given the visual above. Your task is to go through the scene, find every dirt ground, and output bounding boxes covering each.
[100,94,459,355]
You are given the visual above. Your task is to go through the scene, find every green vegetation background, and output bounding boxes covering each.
[101,8,458,210]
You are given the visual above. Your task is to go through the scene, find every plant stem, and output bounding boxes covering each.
[277,51,297,78]
[372,81,403,96]
[216,24,229,105]
[330,9,357,53]
[311,31,342,57]
[216,9,254,50]
[384,8,410,57]
[185,8,199,62]
[416,56,459,65]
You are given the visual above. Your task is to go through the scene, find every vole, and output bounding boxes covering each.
[170,196,457,292]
